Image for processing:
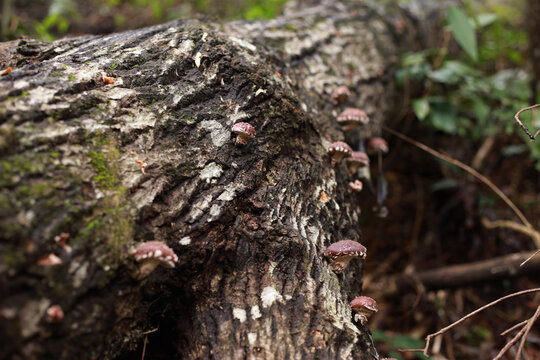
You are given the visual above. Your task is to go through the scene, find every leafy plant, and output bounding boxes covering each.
[396,3,540,170]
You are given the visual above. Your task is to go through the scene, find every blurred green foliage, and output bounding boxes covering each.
[396,1,540,170]
[1,0,289,41]
[372,329,428,360]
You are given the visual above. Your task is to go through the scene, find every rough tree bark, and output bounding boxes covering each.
[0,1,443,359]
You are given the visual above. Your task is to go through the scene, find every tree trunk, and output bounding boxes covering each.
[0,1,444,359]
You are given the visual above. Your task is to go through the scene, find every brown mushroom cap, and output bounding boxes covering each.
[231,122,256,145]
[46,305,64,323]
[346,151,369,175]
[332,86,352,105]
[324,240,367,273]
[349,180,363,192]
[327,141,353,164]
[350,296,378,324]
[337,108,369,131]
[367,137,389,154]
[350,296,378,313]
[325,240,367,259]
[133,241,178,278]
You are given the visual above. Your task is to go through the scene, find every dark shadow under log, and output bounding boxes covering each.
[0,1,445,359]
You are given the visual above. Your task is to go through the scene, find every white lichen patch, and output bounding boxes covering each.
[230,36,257,52]
[174,40,195,58]
[233,308,247,323]
[208,204,222,218]
[228,110,249,123]
[179,236,191,245]
[254,88,267,96]
[251,305,262,320]
[188,194,213,220]
[261,286,283,308]
[217,184,237,201]
[27,86,56,104]
[247,332,257,345]
[107,87,136,100]
[199,120,230,147]
[20,299,51,338]
[70,261,89,288]
[193,52,203,68]
[199,162,223,183]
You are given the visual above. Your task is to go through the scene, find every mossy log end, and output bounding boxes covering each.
[0,1,443,359]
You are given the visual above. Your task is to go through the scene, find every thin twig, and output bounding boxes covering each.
[382,126,534,231]
[521,249,540,267]
[514,104,540,141]
[516,304,540,360]
[141,335,148,360]
[481,217,540,250]
[500,320,528,337]
[409,288,540,357]
[493,325,528,360]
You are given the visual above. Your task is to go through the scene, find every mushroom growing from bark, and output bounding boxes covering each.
[132,241,178,279]
[231,122,256,145]
[332,86,352,105]
[349,179,363,192]
[324,240,366,273]
[37,254,62,266]
[327,141,352,166]
[350,296,378,324]
[346,151,369,176]
[337,108,369,131]
[367,137,389,154]
[46,305,64,323]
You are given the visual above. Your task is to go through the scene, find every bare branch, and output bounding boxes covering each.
[514,104,540,140]
[382,126,534,231]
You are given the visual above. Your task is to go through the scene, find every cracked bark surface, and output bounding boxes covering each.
[0,1,444,359]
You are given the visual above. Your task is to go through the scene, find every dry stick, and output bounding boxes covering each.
[481,217,540,252]
[493,325,528,360]
[514,104,540,141]
[405,288,540,357]
[500,320,528,337]
[516,304,540,360]
[382,126,539,248]
[521,249,540,267]
[389,251,540,292]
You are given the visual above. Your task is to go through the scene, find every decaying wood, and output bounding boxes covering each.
[0,1,445,359]
[381,251,540,294]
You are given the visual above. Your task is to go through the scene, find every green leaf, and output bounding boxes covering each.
[447,5,478,61]
[412,98,430,120]
[427,100,457,134]
[470,13,498,28]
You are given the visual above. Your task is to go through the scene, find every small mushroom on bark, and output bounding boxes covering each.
[231,122,256,145]
[350,296,378,324]
[349,179,363,192]
[46,305,64,323]
[337,108,369,131]
[37,254,62,266]
[332,86,352,105]
[346,151,369,176]
[367,137,389,154]
[327,141,352,166]
[324,240,366,273]
[132,241,178,279]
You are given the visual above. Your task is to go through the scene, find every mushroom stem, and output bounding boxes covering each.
[138,259,161,279]
[235,134,249,145]
[330,256,354,273]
